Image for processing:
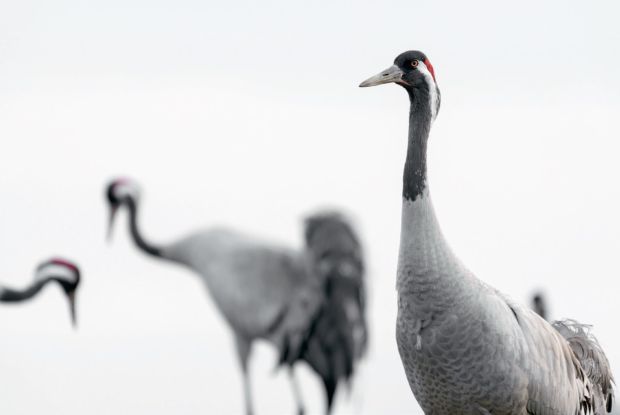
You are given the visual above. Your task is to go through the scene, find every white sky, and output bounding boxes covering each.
[1,0,619,414]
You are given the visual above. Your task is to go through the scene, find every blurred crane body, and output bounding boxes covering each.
[106,179,366,414]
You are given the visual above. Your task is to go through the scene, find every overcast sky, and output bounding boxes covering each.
[1,0,620,414]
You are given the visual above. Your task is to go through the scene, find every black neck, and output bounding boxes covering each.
[0,278,51,302]
[125,197,163,258]
[403,87,433,201]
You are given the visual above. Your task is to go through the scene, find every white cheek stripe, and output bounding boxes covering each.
[417,61,439,122]
[116,182,141,200]
[36,265,77,284]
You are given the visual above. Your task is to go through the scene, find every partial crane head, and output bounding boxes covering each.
[359,50,437,90]
[35,258,81,328]
[531,292,548,321]
[105,177,140,241]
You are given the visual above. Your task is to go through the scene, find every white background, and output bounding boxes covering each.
[1,0,619,414]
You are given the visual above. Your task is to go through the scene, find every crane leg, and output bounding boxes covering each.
[235,335,254,415]
[288,366,305,415]
[322,377,336,415]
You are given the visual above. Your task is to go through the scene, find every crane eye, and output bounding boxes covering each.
[411,60,419,68]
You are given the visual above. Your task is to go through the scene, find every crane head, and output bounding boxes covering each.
[531,292,548,321]
[105,178,140,241]
[35,257,81,328]
[359,50,436,89]
[359,50,440,121]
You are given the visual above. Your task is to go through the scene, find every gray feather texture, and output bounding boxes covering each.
[163,228,322,355]
[106,179,367,414]
[361,50,615,415]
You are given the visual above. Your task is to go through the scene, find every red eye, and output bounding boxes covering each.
[411,60,419,68]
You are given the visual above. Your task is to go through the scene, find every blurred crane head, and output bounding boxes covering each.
[531,292,548,321]
[35,258,81,328]
[359,50,437,91]
[105,177,140,241]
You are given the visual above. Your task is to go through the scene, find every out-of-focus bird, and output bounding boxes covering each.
[360,50,613,414]
[295,212,368,411]
[531,292,549,321]
[105,178,366,415]
[0,258,80,327]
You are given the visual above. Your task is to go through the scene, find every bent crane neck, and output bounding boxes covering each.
[397,95,459,290]
[125,197,164,259]
[0,278,50,302]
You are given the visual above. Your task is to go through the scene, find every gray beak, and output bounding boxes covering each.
[67,291,77,329]
[107,205,118,242]
[359,65,405,87]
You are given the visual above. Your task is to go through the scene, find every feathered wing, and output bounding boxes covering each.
[296,274,367,410]
[162,228,323,348]
[294,212,368,411]
[552,320,614,415]
[504,298,612,415]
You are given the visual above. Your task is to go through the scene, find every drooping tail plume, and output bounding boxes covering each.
[552,320,614,414]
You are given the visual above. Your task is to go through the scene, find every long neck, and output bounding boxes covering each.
[397,88,459,290]
[125,197,163,258]
[403,88,433,201]
[0,278,51,302]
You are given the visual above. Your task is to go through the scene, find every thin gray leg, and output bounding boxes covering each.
[235,335,253,415]
[288,366,305,415]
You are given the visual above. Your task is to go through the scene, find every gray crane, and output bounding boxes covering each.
[0,257,80,327]
[360,50,613,414]
[105,178,367,415]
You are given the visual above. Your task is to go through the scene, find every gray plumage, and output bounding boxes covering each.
[361,50,614,414]
[106,179,366,414]
[531,295,614,414]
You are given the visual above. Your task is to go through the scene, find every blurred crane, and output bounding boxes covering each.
[105,178,366,415]
[531,292,549,321]
[0,257,80,327]
[360,50,614,414]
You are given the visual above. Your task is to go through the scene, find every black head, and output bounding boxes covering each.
[531,292,548,320]
[359,50,437,90]
[35,257,81,328]
[105,177,140,241]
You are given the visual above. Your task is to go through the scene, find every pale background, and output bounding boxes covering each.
[1,0,619,414]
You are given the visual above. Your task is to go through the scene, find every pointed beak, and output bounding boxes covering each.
[359,65,405,87]
[67,291,77,329]
[107,205,118,242]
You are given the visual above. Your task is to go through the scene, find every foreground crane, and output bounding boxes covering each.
[105,178,366,414]
[0,257,80,327]
[360,50,613,414]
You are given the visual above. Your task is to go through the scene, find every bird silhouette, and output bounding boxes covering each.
[0,257,80,327]
[360,50,613,414]
[531,292,549,321]
[105,178,366,414]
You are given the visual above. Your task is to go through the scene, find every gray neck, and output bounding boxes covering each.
[403,88,432,201]
[0,278,51,302]
[125,197,163,259]
[397,90,459,290]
